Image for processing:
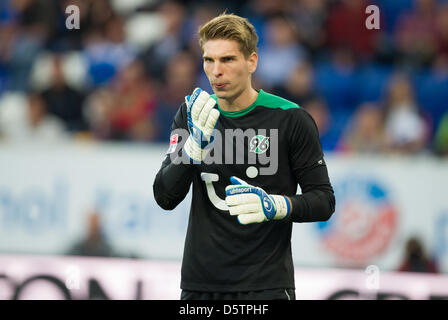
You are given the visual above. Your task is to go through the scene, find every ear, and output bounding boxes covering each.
[247,52,258,74]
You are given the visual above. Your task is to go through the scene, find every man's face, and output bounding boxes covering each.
[202,39,257,101]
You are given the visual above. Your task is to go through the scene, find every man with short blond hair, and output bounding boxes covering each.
[153,13,335,300]
[198,13,258,58]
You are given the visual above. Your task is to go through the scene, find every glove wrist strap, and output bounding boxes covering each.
[271,195,291,220]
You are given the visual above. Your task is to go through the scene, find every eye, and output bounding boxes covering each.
[222,57,234,62]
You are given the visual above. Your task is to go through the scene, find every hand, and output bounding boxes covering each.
[183,88,220,163]
[225,176,291,224]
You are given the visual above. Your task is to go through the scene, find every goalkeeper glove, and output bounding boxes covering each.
[183,88,220,163]
[225,176,291,225]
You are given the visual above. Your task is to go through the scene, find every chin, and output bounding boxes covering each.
[215,91,228,99]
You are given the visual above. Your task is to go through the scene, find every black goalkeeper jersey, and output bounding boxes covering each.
[153,89,335,292]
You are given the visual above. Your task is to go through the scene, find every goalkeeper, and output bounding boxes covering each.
[153,13,335,300]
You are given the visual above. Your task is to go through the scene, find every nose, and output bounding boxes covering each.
[212,61,223,78]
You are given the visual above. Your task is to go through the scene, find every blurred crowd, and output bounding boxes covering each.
[0,0,447,155]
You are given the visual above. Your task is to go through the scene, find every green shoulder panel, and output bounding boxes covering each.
[257,90,300,110]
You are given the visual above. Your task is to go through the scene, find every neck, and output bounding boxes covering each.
[218,85,259,112]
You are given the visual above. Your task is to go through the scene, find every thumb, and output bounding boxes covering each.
[185,87,203,107]
[230,176,249,186]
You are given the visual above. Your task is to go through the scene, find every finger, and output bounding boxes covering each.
[191,91,210,123]
[188,88,201,106]
[186,87,201,111]
[199,98,217,127]
[204,107,221,132]
[237,212,266,225]
[228,203,260,216]
[225,193,259,206]
[203,109,220,138]
[230,176,248,186]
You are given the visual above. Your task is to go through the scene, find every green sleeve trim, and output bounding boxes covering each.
[211,89,300,118]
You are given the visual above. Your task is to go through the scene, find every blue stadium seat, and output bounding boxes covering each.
[320,109,354,152]
[87,63,117,87]
[373,0,414,33]
[414,70,448,133]
[314,61,358,112]
[354,63,393,105]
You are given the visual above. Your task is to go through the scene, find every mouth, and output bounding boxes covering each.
[214,83,227,89]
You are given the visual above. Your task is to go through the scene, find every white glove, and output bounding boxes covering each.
[225,176,291,225]
[183,88,220,163]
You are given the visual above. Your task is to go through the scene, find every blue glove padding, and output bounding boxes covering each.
[184,88,220,163]
[225,176,291,224]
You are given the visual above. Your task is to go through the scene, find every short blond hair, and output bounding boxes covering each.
[198,13,258,58]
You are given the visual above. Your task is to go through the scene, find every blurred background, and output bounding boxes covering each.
[0,0,448,300]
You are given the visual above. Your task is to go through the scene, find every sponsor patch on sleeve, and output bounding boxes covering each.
[166,133,179,154]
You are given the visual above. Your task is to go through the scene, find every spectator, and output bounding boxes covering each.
[245,0,288,18]
[242,0,289,46]
[338,102,385,153]
[183,3,222,59]
[271,62,342,151]
[83,87,115,140]
[0,0,446,155]
[2,0,57,91]
[0,24,13,94]
[302,98,339,151]
[272,61,319,107]
[326,0,380,61]
[255,15,306,90]
[291,0,328,56]
[84,59,158,141]
[66,210,118,257]
[48,0,92,51]
[397,236,439,273]
[84,0,116,32]
[83,14,136,87]
[394,0,438,68]
[108,59,157,141]
[383,73,428,154]
[416,53,448,135]
[0,91,67,142]
[155,50,197,143]
[435,2,448,56]
[142,0,189,80]
[41,54,87,133]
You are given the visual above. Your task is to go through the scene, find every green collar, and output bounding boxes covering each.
[211,89,265,118]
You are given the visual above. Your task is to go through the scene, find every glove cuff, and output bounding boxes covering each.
[271,195,291,220]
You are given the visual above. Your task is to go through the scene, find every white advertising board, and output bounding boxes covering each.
[0,143,447,272]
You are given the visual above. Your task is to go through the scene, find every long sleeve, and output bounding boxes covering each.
[288,162,335,222]
[153,104,196,210]
[286,108,336,223]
